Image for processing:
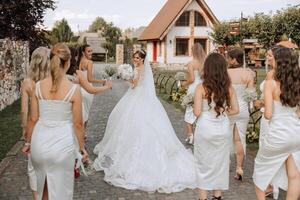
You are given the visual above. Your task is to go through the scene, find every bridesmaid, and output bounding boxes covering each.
[22,43,88,199]
[227,48,256,181]
[253,47,300,200]
[77,45,106,124]
[193,53,239,200]
[67,46,112,96]
[21,47,50,200]
[253,45,282,198]
[181,43,206,144]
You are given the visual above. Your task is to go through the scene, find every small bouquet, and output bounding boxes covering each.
[243,88,258,109]
[104,65,117,80]
[181,93,194,108]
[117,64,133,81]
[174,72,187,88]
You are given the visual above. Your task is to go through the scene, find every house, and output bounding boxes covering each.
[78,31,107,61]
[139,0,218,64]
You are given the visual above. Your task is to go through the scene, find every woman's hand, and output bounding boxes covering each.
[81,148,89,163]
[253,99,264,109]
[104,80,113,89]
[22,144,30,156]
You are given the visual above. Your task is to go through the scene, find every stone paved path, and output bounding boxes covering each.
[0,64,286,199]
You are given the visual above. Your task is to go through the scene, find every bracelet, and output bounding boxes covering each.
[24,142,31,146]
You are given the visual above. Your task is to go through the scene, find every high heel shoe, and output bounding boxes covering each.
[185,134,194,145]
[211,196,223,200]
[234,168,243,181]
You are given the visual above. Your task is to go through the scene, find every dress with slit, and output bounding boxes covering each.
[30,82,81,200]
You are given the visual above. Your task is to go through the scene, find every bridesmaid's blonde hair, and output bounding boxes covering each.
[192,43,206,70]
[50,43,71,93]
[28,47,50,82]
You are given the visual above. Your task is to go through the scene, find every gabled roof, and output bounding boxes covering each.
[139,0,219,41]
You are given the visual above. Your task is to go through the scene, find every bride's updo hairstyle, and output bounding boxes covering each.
[133,49,147,63]
[50,43,71,93]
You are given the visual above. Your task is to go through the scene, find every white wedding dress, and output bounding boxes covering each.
[93,59,197,193]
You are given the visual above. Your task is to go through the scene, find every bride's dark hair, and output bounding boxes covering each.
[202,53,231,117]
[273,47,300,107]
[133,49,146,62]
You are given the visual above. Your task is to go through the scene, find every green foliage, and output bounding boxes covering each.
[88,17,108,33]
[210,22,240,46]
[211,7,300,47]
[102,22,122,58]
[0,0,56,51]
[51,18,74,43]
[273,7,300,45]
[241,13,275,48]
[0,100,22,161]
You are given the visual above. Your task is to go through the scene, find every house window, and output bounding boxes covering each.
[176,38,189,56]
[194,11,207,26]
[194,38,207,52]
[175,12,190,26]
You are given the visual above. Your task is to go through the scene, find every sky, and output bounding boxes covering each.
[43,0,300,32]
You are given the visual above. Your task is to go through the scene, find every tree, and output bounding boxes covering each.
[102,22,122,58]
[0,0,56,50]
[210,7,300,48]
[51,18,74,43]
[273,7,300,45]
[88,17,107,33]
[210,22,240,46]
[241,13,275,48]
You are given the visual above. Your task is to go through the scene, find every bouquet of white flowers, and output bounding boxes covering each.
[243,88,258,109]
[243,88,258,103]
[181,93,194,108]
[104,65,117,80]
[117,64,133,81]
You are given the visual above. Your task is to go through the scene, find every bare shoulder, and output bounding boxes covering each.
[266,70,274,80]
[22,78,33,89]
[86,60,93,67]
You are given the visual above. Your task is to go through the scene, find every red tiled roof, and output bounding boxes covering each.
[139,0,219,41]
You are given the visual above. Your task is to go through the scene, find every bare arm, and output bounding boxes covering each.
[181,63,194,87]
[193,84,203,117]
[227,87,239,115]
[264,80,274,119]
[71,87,85,150]
[131,68,141,89]
[77,70,112,94]
[86,61,106,84]
[20,80,30,131]
[22,84,39,155]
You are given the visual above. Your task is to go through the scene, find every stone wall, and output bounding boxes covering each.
[115,44,124,65]
[0,38,29,111]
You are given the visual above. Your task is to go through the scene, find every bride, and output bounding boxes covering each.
[93,49,197,193]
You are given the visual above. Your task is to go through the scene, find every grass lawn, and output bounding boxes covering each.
[0,99,22,161]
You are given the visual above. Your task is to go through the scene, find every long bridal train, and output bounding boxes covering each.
[93,57,197,193]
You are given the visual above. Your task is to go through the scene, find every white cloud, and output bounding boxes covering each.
[53,9,96,21]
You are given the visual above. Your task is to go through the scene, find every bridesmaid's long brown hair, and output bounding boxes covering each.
[274,47,300,107]
[202,53,232,116]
